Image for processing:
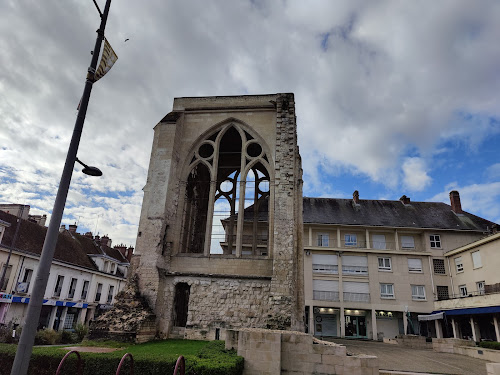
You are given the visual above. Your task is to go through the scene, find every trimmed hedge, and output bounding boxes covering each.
[479,341,500,351]
[0,340,243,375]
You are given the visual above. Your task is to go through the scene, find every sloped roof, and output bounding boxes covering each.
[303,197,497,231]
[0,210,128,270]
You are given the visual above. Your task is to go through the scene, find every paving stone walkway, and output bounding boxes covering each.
[324,338,490,375]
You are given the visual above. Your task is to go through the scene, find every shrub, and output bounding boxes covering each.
[60,330,78,344]
[74,323,89,342]
[34,329,60,345]
[479,341,500,350]
[0,325,14,344]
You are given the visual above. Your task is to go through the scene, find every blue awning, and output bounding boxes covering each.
[12,297,88,308]
[442,306,500,316]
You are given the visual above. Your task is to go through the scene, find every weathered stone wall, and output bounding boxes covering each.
[226,328,379,375]
[164,276,272,340]
[133,94,304,338]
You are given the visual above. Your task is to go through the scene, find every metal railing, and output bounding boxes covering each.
[313,264,338,274]
[436,290,490,301]
[313,290,340,301]
[56,350,82,375]
[343,292,370,302]
[116,353,134,375]
[341,265,368,275]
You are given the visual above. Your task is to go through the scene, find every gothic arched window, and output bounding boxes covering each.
[179,122,272,257]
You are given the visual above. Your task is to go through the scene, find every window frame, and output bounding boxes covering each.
[317,233,330,247]
[401,235,415,249]
[455,256,464,273]
[344,234,357,247]
[411,285,426,300]
[95,283,103,302]
[408,258,423,273]
[107,285,115,304]
[429,234,441,248]
[459,284,468,297]
[53,275,64,297]
[80,280,90,300]
[380,283,395,299]
[68,278,78,299]
[476,281,485,295]
[378,257,392,271]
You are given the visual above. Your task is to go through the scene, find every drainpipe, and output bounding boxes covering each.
[428,256,435,297]
[447,257,454,296]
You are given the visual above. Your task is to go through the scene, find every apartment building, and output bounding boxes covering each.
[0,209,132,330]
[303,190,496,340]
[431,231,500,341]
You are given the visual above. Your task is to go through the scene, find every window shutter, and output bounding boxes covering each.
[408,258,422,271]
[312,254,338,265]
[313,280,339,292]
[342,255,368,267]
[401,236,415,248]
[372,235,386,249]
[471,251,482,268]
[343,281,369,293]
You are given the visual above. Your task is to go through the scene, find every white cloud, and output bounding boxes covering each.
[429,182,500,224]
[1,1,500,244]
[401,157,432,192]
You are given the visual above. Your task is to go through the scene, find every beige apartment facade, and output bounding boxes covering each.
[303,191,496,340]
[434,231,500,341]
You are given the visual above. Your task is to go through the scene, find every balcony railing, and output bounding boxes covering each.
[437,290,490,301]
[342,265,368,275]
[313,291,340,301]
[16,282,30,294]
[313,264,338,274]
[313,239,426,251]
[343,292,370,302]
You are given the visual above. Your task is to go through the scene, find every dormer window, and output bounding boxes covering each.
[110,263,116,274]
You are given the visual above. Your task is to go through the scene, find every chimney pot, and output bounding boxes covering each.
[68,223,77,233]
[126,246,134,262]
[353,190,360,204]
[59,225,66,233]
[449,190,463,214]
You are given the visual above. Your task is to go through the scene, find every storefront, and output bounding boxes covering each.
[0,293,13,324]
[313,307,339,337]
[344,309,367,338]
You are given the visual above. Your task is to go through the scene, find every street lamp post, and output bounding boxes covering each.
[10,1,112,374]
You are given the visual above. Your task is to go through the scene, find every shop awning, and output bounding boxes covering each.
[12,297,88,308]
[418,312,444,321]
[442,306,500,316]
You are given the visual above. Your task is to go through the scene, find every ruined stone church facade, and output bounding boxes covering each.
[133,94,304,339]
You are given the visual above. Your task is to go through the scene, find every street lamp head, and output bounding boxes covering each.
[76,157,103,177]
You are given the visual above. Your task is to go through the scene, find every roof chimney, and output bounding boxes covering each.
[68,223,77,233]
[400,195,411,205]
[84,232,93,238]
[353,190,360,205]
[449,190,462,214]
[101,235,111,247]
[59,225,66,233]
[126,246,134,262]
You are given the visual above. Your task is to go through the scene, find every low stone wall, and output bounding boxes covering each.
[226,328,379,375]
[487,363,500,375]
[396,335,432,349]
[454,345,500,362]
[432,338,475,353]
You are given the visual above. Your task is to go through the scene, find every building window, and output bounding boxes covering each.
[429,234,441,248]
[433,259,446,274]
[317,234,329,247]
[68,278,78,299]
[110,263,116,274]
[436,286,449,300]
[313,279,339,301]
[455,257,464,273]
[95,283,103,302]
[459,284,468,297]
[344,234,357,247]
[378,257,392,271]
[411,285,426,300]
[380,283,395,299]
[408,258,423,272]
[471,251,482,269]
[0,264,12,291]
[53,275,64,297]
[342,255,368,275]
[81,280,89,300]
[401,235,415,249]
[372,234,386,249]
[180,124,271,256]
[17,268,33,293]
[107,285,115,304]
[477,281,485,295]
[312,254,338,274]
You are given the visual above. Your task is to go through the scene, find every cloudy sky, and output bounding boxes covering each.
[1,0,499,247]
